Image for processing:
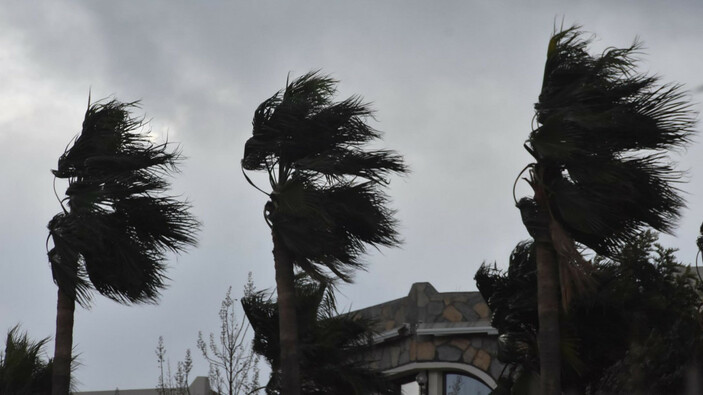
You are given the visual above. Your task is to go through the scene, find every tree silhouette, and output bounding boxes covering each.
[518,27,695,394]
[48,99,199,394]
[476,232,703,394]
[242,275,395,395]
[197,279,260,395]
[0,325,69,394]
[241,72,406,394]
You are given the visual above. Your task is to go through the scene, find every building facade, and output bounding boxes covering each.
[352,282,502,395]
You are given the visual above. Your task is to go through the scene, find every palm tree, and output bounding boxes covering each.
[241,72,406,394]
[518,27,696,394]
[476,232,703,394]
[0,325,58,394]
[48,99,199,394]
[242,275,395,395]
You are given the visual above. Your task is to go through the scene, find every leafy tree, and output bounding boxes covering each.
[48,99,199,394]
[476,231,703,394]
[241,72,406,394]
[197,276,260,395]
[517,27,695,394]
[241,275,395,395]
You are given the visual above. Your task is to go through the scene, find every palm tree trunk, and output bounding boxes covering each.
[272,229,300,395]
[535,240,561,395]
[52,287,75,395]
[518,193,561,394]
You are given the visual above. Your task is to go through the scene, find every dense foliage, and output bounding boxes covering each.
[0,326,72,394]
[241,276,394,395]
[476,231,703,394]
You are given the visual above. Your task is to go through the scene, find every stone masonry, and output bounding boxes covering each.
[351,283,503,384]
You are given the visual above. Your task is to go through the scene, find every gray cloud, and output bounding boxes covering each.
[1,0,703,389]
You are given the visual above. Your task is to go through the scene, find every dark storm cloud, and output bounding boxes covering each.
[2,0,703,390]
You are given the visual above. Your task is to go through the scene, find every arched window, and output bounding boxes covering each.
[444,373,491,395]
[385,362,496,394]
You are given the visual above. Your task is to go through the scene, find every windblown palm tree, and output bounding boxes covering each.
[518,27,696,394]
[241,72,406,394]
[48,99,199,394]
[476,232,703,394]
[242,275,395,395]
[0,325,61,394]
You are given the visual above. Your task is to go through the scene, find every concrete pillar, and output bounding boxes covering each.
[427,370,443,395]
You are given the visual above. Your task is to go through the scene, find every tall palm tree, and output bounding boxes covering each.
[48,99,199,394]
[241,72,406,394]
[519,27,696,394]
[476,232,703,394]
[242,275,395,395]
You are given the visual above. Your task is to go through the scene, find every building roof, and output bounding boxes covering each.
[352,282,497,344]
[349,282,503,386]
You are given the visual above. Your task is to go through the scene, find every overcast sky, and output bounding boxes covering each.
[2,1,703,390]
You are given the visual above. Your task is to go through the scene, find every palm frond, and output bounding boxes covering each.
[241,276,395,394]
[243,73,406,181]
[527,27,696,256]
[548,155,685,255]
[47,214,93,304]
[269,180,399,282]
[49,99,199,306]
[243,72,406,283]
[0,325,54,394]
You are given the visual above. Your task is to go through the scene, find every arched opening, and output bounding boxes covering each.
[444,372,492,395]
[385,361,496,394]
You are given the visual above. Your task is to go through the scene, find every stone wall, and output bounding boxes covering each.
[352,283,503,384]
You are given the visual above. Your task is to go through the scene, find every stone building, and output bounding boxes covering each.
[76,283,502,395]
[352,282,502,395]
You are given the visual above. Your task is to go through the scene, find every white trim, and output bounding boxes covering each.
[416,326,498,336]
[372,324,497,344]
[383,361,497,389]
[372,330,401,343]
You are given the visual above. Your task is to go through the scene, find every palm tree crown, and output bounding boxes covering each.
[48,99,199,306]
[526,27,696,257]
[0,326,56,393]
[519,27,696,395]
[242,72,407,281]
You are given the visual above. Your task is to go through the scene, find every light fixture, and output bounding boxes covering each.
[416,371,428,395]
